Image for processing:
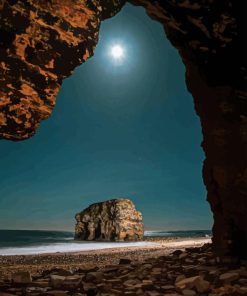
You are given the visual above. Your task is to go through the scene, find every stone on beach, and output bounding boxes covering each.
[1,243,247,296]
[26,287,47,293]
[179,252,188,259]
[175,275,201,290]
[45,291,69,296]
[11,271,32,284]
[49,269,73,276]
[86,272,103,283]
[175,275,210,293]
[194,277,210,293]
[50,275,66,288]
[119,258,132,265]
[219,272,239,283]
[182,289,196,296]
[63,275,82,289]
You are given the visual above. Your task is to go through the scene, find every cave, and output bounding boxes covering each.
[0,0,246,260]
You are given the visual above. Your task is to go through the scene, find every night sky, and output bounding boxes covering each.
[0,4,212,231]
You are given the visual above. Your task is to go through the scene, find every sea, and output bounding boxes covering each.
[0,229,212,256]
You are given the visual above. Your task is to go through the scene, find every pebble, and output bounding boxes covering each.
[182,289,196,296]
[219,271,239,282]
[175,275,201,290]
[50,275,66,288]
[119,258,132,265]
[179,252,188,259]
[0,244,246,296]
[11,271,32,284]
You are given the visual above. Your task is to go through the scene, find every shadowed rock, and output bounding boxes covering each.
[0,0,125,140]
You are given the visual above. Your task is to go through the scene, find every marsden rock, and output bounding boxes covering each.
[74,198,144,241]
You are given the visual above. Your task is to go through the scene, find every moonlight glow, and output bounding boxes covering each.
[111,45,124,60]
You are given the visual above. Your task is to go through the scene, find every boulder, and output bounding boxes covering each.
[75,198,144,241]
[12,271,32,284]
[119,258,132,265]
[175,276,210,293]
[50,275,66,288]
[219,272,239,283]
[182,290,196,296]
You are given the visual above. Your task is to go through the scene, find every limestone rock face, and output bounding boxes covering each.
[74,198,144,241]
[130,0,247,260]
[0,0,125,140]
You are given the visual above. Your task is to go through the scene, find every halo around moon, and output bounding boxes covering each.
[111,45,124,60]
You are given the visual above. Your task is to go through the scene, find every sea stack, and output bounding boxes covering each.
[75,198,144,241]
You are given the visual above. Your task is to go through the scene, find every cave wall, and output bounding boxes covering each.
[130,0,247,260]
[0,0,246,259]
[0,0,125,140]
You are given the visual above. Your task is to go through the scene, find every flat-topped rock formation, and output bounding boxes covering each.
[75,198,144,241]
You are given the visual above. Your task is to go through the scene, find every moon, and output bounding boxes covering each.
[111,45,124,60]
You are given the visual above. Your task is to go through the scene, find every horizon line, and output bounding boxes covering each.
[0,228,212,232]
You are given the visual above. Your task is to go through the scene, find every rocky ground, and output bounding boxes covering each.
[0,243,246,296]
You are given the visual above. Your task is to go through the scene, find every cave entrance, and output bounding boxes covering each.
[0,3,212,233]
[54,3,212,232]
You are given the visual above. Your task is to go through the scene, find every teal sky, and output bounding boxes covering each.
[0,4,212,231]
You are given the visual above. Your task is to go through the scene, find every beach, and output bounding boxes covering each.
[0,237,210,276]
[0,237,246,295]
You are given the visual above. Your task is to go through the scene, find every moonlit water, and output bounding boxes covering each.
[0,241,154,256]
[0,230,154,255]
[144,230,212,238]
[0,230,211,256]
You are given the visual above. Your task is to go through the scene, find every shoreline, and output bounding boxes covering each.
[0,236,211,256]
[0,237,211,276]
[0,238,246,296]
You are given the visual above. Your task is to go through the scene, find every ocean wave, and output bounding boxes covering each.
[0,241,155,256]
[144,230,212,237]
[144,231,173,236]
[41,236,74,241]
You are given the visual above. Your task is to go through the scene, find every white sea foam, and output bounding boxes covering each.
[144,231,173,236]
[0,241,155,256]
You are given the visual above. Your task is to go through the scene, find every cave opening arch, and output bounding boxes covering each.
[56,3,212,233]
